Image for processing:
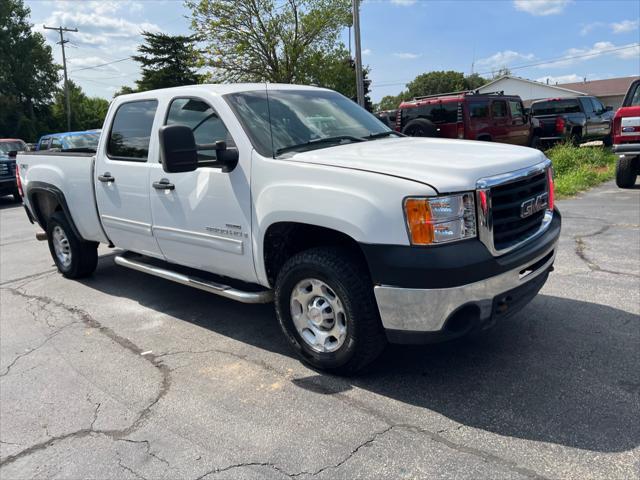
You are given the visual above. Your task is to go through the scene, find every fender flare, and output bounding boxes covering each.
[26,181,83,240]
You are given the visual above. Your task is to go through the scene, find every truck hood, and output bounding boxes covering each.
[289,137,547,193]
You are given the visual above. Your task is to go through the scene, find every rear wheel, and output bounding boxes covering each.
[403,118,438,137]
[570,129,582,146]
[12,191,21,203]
[615,156,638,189]
[47,211,98,278]
[602,134,613,147]
[274,247,387,375]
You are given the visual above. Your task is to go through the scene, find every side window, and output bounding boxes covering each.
[166,98,236,166]
[509,100,523,118]
[469,102,489,119]
[590,98,605,114]
[50,138,63,150]
[580,97,595,114]
[107,100,158,161]
[39,138,50,150]
[491,100,507,118]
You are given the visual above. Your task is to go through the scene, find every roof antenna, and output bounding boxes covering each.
[265,83,276,159]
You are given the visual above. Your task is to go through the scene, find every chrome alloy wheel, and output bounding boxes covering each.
[52,225,72,268]
[290,279,348,353]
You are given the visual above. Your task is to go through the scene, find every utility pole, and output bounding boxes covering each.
[352,0,364,108]
[44,25,78,132]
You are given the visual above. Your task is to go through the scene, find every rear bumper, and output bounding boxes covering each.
[369,212,561,343]
[613,143,640,156]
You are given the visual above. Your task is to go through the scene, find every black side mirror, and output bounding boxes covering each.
[159,124,198,173]
[214,140,239,173]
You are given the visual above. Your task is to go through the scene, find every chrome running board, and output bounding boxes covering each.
[114,254,273,304]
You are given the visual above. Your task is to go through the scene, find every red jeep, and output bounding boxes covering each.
[395,91,532,146]
[613,79,640,188]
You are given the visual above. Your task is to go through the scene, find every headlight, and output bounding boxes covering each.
[404,193,476,245]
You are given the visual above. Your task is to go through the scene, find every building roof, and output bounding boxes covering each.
[559,76,640,97]
[477,75,586,95]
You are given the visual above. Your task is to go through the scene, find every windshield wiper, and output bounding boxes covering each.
[363,131,403,140]
[275,135,365,156]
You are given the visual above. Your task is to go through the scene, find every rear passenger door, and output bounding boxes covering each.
[490,100,510,143]
[508,100,530,145]
[94,99,165,258]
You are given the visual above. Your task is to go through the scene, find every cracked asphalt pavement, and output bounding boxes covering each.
[1,181,639,480]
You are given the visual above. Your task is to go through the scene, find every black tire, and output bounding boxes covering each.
[602,134,613,147]
[46,211,98,278]
[274,247,387,375]
[615,156,638,189]
[402,118,438,137]
[12,191,21,203]
[570,130,582,147]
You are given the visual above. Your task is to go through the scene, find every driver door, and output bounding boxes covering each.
[148,96,256,283]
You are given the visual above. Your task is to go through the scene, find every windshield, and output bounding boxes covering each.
[0,141,26,153]
[64,133,100,150]
[225,89,391,157]
[531,100,581,115]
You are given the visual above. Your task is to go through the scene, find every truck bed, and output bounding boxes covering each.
[19,151,109,243]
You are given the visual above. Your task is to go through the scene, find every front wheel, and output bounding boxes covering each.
[47,211,98,278]
[616,156,638,189]
[274,247,387,375]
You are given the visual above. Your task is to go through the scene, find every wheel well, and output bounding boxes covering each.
[263,222,369,286]
[477,134,492,141]
[571,126,582,136]
[30,191,63,230]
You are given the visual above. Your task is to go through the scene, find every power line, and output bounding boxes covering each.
[69,56,133,73]
[373,43,640,88]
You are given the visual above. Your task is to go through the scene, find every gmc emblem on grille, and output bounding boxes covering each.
[520,193,548,218]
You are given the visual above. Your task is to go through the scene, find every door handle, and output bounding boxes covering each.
[153,179,175,191]
[98,172,115,183]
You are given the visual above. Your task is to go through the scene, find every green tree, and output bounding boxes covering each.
[187,0,351,84]
[0,0,59,140]
[130,31,203,92]
[301,47,373,108]
[51,81,109,131]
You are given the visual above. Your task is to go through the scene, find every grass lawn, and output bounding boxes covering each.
[545,143,616,198]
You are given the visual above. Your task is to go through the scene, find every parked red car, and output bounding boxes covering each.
[613,79,640,188]
[395,91,532,146]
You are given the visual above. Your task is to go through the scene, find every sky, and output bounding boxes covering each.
[25,0,640,103]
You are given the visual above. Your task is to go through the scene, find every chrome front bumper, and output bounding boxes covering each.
[374,243,556,334]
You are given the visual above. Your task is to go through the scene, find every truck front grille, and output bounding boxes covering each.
[490,171,548,250]
[0,161,14,177]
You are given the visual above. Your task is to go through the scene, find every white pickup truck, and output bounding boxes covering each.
[18,84,561,374]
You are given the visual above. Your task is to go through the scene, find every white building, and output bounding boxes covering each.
[476,75,639,109]
[476,76,585,106]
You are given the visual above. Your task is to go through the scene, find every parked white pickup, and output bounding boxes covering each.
[18,84,561,373]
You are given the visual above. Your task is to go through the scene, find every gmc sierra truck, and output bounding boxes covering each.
[18,84,561,374]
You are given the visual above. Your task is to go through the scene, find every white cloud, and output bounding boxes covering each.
[513,0,571,16]
[39,1,159,50]
[476,50,536,70]
[535,74,584,84]
[362,48,372,56]
[538,41,640,68]
[390,0,417,5]
[579,22,603,36]
[611,19,640,34]
[393,52,421,59]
